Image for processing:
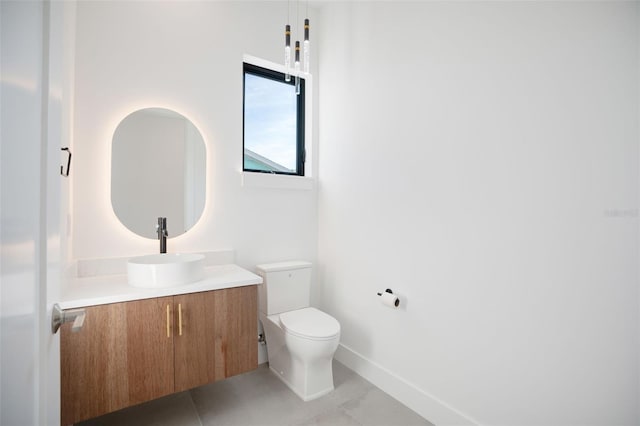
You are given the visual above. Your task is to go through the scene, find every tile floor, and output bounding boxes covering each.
[78,361,433,426]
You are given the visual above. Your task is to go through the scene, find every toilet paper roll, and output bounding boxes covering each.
[379,291,400,308]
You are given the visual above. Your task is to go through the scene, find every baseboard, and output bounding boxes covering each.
[334,343,480,426]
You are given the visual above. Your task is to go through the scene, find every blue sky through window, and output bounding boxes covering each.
[244,73,297,172]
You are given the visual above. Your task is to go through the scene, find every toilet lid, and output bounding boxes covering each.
[279,307,340,340]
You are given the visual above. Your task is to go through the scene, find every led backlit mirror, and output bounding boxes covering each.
[111,108,206,239]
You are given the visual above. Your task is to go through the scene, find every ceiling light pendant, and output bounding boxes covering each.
[303,18,310,74]
[283,0,310,94]
[284,24,291,82]
[294,40,301,95]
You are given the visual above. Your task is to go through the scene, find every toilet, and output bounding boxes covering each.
[256,261,341,401]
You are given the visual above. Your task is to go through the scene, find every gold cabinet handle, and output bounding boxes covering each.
[166,304,171,338]
[178,303,183,336]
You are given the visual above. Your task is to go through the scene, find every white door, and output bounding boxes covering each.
[1,1,70,424]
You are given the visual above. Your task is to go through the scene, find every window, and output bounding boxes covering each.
[243,62,305,176]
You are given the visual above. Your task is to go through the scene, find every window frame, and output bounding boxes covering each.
[242,62,306,176]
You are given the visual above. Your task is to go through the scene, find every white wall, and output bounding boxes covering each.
[71,1,318,275]
[317,2,639,425]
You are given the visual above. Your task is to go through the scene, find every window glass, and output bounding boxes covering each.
[243,63,304,175]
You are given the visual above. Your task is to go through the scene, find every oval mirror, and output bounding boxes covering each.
[111,108,206,239]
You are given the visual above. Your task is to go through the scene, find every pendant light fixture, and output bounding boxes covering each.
[284,0,310,94]
[303,18,310,74]
[284,24,291,82]
[295,41,301,95]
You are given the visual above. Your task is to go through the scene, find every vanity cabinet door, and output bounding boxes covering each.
[212,285,258,378]
[61,297,174,425]
[173,291,216,392]
[125,297,175,404]
[61,302,128,425]
[173,286,258,392]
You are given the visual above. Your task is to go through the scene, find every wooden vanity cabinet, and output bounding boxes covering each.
[61,285,257,425]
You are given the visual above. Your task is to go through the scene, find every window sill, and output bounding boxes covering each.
[241,172,314,191]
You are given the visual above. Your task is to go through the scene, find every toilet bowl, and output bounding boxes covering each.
[257,261,341,401]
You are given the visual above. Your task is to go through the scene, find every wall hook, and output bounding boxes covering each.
[60,147,72,177]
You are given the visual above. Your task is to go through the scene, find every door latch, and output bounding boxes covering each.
[52,303,85,334]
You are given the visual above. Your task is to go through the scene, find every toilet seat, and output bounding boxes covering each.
[279,307,340,341]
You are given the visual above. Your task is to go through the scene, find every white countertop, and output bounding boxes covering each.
[59,263,263,310]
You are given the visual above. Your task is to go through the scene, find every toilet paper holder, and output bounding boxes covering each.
[376,288,400,308]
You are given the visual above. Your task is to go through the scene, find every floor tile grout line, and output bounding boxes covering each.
[187,389,205,426]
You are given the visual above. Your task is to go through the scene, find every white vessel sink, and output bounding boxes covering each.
[127,253,205,288]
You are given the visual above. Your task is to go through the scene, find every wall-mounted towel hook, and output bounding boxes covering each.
[60,147,72,177]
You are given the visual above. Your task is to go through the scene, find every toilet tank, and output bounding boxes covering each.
[256,261,312,315]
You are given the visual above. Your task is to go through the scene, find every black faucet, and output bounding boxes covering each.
[156,217,168,254]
